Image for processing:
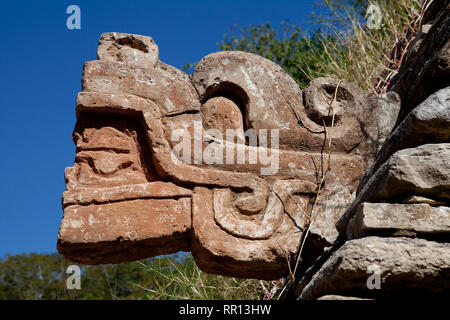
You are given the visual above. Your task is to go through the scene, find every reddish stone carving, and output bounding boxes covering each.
[57,33,374,280]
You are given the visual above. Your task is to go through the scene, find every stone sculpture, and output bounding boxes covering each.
[57,1,450,295]
[57,32,390,279]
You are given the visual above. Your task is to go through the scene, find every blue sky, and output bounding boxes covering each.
[0,0,321,257]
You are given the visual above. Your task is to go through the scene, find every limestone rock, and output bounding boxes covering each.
[337,143,450,234]
[97,32,159,69]
[192,51,303,131]
[82,59,200,115]
[292,5,450,300]
[388,1,450,121]
[303,77,400,165]
[192,52,368,157]
[299,237,450,300]
[202,96,245,144]
[190,187,301,280]
[364,92,401,154]
[359,87,450,189]
[347,203,450,239]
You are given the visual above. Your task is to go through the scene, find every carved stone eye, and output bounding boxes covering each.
[202,96,245,144]
[303,77,361,126]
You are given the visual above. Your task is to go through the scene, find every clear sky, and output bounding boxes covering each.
[0,0,320,257]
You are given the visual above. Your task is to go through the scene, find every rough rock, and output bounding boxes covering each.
[190,186,301,280]
[57,32,381,279]
[303,77,401,164]
[82,59,200,115]
[347,202,450,239]
[192,51,303,131]
[192,53,369,157]
[388,1,450,121]
[299,237,450,300]
[337,143,450,234]
[97,32,159,69]
[364,92,401,154]
[291,6,450,299]
[202,96,245,144]
[58,198,191,264]
[359,87,450,189]
[303,77,365,125]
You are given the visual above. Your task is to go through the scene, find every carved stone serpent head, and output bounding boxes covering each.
[57,33,371,279]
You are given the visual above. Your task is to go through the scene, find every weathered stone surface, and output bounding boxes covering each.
[304,78,356,124]
[192,52,369,158]
[192,51,303,131]
[202,96,245,144]
[190,186,301,280]
[58,33,376,279]
[299,237,450,300]
[388,1,450,121]
[291,8,450,300]
[97,32,159,69]
[359,87,450,189]
[67,114,154,189]
[62,182,192,208]
[304,78,402,162]
[303,77,371,125]
[364,92,401,154]
[58,198,192,264]
[347,203,450,239]
[82,59,200,115]
[337,143,450,234]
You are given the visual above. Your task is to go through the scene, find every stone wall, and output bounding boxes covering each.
[290,3,450,299]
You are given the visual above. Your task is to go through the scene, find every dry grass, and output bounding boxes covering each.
[135,256,280,300]
[304,0,433,94]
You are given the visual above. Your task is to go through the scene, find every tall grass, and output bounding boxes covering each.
[304,0,433,94]
[134,255,280,300]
